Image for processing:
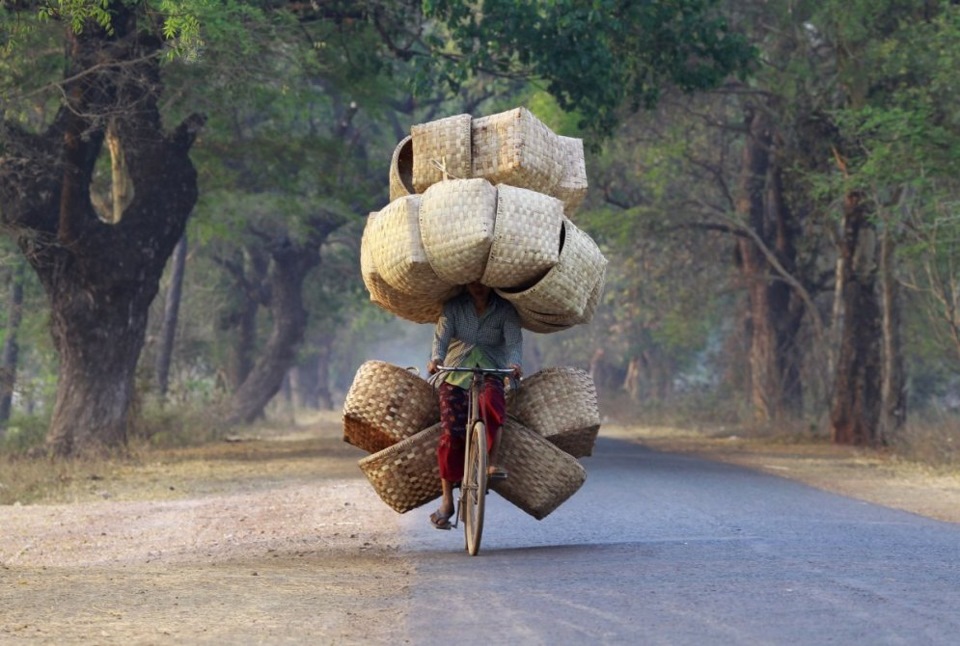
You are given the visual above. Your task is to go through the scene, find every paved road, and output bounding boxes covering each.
[394,436,960,645]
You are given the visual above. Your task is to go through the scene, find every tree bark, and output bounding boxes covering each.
[155,234,188,400]
[0,261,25,429]
[735,108,804,423]
[830,191,884,446]
[223,220,340,425]
[878,224,906,441]
[0,9,204,456]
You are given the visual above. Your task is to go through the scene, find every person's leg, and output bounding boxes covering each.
[479,375,507,477]
[433,381,468,527]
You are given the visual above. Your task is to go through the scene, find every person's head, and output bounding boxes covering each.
[466,281,491,302]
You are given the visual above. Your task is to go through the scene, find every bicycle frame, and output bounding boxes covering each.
[434,365,515,555]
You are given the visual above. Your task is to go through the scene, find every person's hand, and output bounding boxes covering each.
[428,359,439,375]
[510,363,522,379]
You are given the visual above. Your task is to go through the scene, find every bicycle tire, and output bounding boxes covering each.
[462,420,487,555]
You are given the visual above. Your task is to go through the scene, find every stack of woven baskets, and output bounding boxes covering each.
[346,107,607,520]
[361,107,607,331]
[344,362,600,520]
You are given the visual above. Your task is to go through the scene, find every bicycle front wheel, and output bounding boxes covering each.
[462,420,487,556]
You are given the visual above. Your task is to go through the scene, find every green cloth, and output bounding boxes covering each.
[444,346,494,388]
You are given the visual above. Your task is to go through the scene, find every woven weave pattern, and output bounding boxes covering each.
[357,423,443,513]
[360,212,455,323]
[419,178,498,285]
[471,108,565,195]
[370,195,454,298]
[481,184,564,289]
[489,418,587,520]
[343,361,440,454]
[496,218,608,322]
[508,367,601,458]
[554,135,589,217]
[412,113,473,192]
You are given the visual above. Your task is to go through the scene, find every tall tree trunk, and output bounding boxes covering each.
[155,233,188,400]
[736,108,804,423]
[216,248,268,391]
[315,338,334,410]
[737,108,779,422]
[0,260,25,429]
[223,220,340,425]
[0,9,204,456]
[878,225,906,441]
[830,191,884,445]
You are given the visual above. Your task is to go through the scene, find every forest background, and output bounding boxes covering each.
[1,0,959,473]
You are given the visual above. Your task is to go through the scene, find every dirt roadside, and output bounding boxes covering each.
[2,413,958,645]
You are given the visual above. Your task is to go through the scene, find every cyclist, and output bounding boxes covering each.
[426,281,523,530]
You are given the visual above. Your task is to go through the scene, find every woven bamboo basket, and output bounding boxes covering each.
[510,263,606,332]
[419,178,498,285]
[514,307,575,334]
[480,184,564,289]
[358,423,443,514]
[471,107,565,195]
[369,195,455,298]
[389,135,414,201]
[360,212,453,324]
[343,361,440,454]
[412,113,473,193]
[508,367,601,458]
[554,135,589,217]
[495,218,607,321]
[489,418,587,520]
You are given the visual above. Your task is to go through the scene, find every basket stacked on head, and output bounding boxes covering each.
[347,107,607,519]
[365,106,607,332]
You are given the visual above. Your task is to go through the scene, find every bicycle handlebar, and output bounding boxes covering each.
[433,365,516,375]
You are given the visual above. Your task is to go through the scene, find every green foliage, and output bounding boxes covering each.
[419,0,755,136]
[37,0,113,34]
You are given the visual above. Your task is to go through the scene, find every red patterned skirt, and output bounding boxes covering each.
[436,376,505,482]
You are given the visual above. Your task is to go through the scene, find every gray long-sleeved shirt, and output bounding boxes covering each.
[431,292,523,372]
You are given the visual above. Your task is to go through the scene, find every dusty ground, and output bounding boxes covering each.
[2,412,959,644]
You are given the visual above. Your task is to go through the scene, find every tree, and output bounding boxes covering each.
[1,3,204,456]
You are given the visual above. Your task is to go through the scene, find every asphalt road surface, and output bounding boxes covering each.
[394,437,960,645]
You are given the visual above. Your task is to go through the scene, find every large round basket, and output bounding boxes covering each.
[412,113,473,193]
[357,423,443,514]
[369,195,454,298]
[471,107,565,196]
[419,178,498,285]
[360,213,454,324]
[508,367,601,458]
[343,361,440,454]
[480,184,564,289]
[489,418,587,520]
[495,218,607,323]
[511,263,606,332]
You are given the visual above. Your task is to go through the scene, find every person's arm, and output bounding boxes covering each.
[503,304,523,378]
[429,304,453,374]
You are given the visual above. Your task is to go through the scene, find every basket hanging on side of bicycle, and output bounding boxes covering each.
[489,418,587,520]
[507,367,601,458]
[343,361,440,454]
[357,423,443,514]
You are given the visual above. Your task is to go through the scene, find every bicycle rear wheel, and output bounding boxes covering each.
[462,420,487,555]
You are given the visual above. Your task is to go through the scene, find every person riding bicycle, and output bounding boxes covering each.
[426,281,523,530]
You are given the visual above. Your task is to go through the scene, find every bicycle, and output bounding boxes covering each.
[433,365,517,556]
